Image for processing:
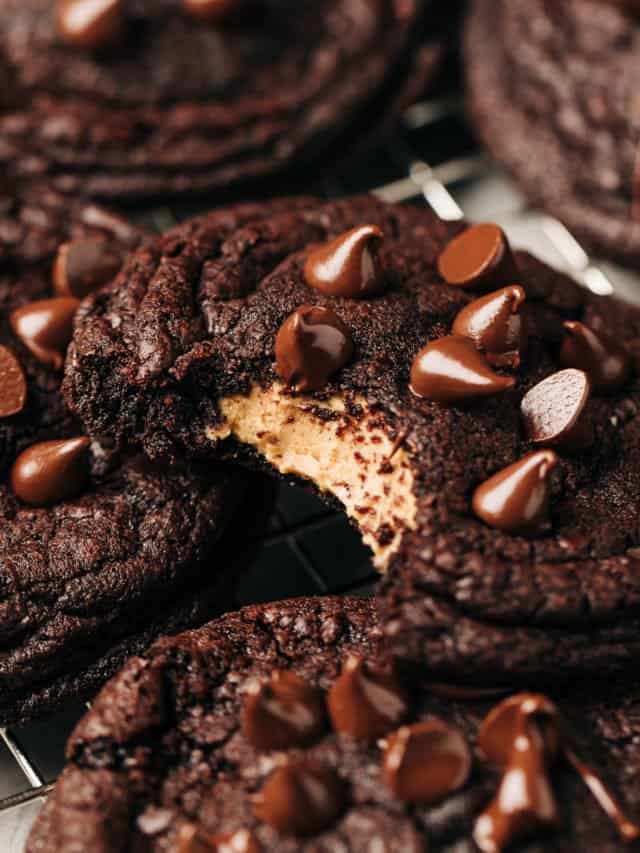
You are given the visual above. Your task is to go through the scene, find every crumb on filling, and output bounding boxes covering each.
[205,383,417,570]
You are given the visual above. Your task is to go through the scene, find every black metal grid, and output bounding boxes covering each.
[0,93,631,849]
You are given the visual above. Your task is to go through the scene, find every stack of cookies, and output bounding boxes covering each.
[0,2,639,853]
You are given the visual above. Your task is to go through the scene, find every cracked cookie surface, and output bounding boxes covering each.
[63,195,640,683]
[0,0,445,199]
[0,189,255,725]
[26,596,640,852]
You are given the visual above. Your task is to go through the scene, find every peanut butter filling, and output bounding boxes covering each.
[205,384,417,570]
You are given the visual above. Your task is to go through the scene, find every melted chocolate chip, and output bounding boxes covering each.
[382,719,471,805]
[521,369,593,452]
[560,320,631,392]
[452,285,526,367]
[304,225,385,298]
[242,669,326,751]
[0,345,27,418]
[10,437,91,507]
[274,305,353,392]
[472,450,559,535]
[437,224,517,290]
[476,693,640,850]
[176,825,261,853]
[252,760,346,836]
[478,694,560,768]
[183,0,239,22]
[474,694,560,853]
[327,656,410,741]
[53,239,123,299]
[409,335,515,403]
[10,297,80,371]
[563,747,640,844]
[56,0,124,50]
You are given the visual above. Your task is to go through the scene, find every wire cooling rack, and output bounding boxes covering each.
[2,93,640,851]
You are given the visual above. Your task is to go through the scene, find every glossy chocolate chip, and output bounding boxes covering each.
[304,225,385,298]
[11,437,91,507]
[242,669,326,751]
[560,320,631,392]
[274,305,353,392]
[53,239,123,299]
[57,0,124,50]
[183,0,239,22]
[521,369,593,452]
[409,335,515,403]
[252,760,346,837]
[472,450,559,535]
[176,825,261,853]
[476,693,640,850]
[452,285,526,367]
[437,224,517,290]
[327,656,410,741]
[10,298,80,371]
[478,694,560,769]
[382,719,471,805]
[0,345,27,418]
[474,694,560,853]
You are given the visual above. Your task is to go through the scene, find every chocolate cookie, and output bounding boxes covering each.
[63,195,640,684]
[465,0,640,265]
[0,190,262,725]
[0,0,446,200]
[0,183,144,474]
[25,596,640,852]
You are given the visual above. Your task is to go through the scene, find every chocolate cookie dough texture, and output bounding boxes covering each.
[26,598,640,852]
[0,190,258,725]
[0,0,446,199]
[465,0,640,265]
[64,195,640,683]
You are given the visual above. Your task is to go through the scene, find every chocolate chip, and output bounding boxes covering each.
[472,450,559,535]
[521,369,593,452]
[304,225,385,298]
[11,437,91,507]
[476,692,640,850]
[176,825,261,853]
[242,669,326,751]
[327,656,410,741]
[478,694,560,769]
[274,305,353,392]
[560,320,631,393]
[409,335,515,403]
[0,345,27,418]
[10,297,79,371]
[381,719,471,805]
[474,694,560,853]
[437,224,518,290]
[252,760,346,836]
[183,0,239,22]
[53,239,123,299]
[452,285,526,367]
[56,0,124,51]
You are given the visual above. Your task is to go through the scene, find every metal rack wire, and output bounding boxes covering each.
[0,93,634,850]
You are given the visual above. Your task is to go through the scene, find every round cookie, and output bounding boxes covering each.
[63,195,640,684]
[0,0,446,200]
[465,0,640,266]
[0,190,260,725]
[26,596,640,852]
